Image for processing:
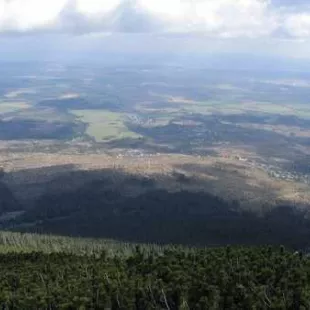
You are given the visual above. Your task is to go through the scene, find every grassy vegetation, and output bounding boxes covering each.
[10,107,74,122]
[181,101,310,117]
[143,99,310,119]
[138,100,309,127]
[4,88,36,98]
[0,101,30,114]
[0,231,167,257]
[139,99,310,121]
[71,109,142,142]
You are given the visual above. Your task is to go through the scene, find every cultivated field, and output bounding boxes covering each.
[70,109,141,142]
[0,101,30,114]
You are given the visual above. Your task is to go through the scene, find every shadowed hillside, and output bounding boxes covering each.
[0,167,309,249]
[0,181,21,214]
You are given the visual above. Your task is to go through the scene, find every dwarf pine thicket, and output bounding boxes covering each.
[0,232,309,308]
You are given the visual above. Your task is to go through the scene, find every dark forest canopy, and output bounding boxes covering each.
[0,246,309,309]
[1,176,309,249]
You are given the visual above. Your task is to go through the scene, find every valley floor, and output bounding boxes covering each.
[1,140,309,211]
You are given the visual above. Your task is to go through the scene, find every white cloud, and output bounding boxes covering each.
[122,0,276,38]
[0,0,65,31]
[284,13,310,38]
[76,0,121,15]
[0,0,309,39]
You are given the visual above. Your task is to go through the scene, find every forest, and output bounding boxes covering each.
[0,244,309,309]
[6,182,310,249]
[1,60,310,308]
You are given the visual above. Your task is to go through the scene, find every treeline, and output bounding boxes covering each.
[9,182,310,249]
[0,246,309,308]
[0,231,165,257]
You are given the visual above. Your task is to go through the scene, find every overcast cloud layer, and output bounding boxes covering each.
[0,0,310,39]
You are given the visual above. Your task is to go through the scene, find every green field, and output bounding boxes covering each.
[155,100,310,119]
[0,101,30,114]
[71,109,142,142]
[8,107,75,122]
[4,88,36,98]
[181,101,310,117]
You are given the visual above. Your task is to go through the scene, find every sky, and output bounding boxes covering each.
[1,0,310,63]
